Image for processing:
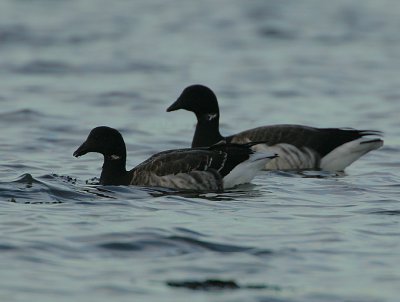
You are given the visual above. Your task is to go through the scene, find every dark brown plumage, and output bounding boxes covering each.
[73,127,277,191]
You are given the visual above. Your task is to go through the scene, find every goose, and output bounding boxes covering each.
[73,126,278,191]
[167,84,384,171]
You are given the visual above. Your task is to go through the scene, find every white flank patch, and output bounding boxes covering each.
[252,143,317,170]
[135,171,221,191]
[320,138,383,171]
[222,151,276,189]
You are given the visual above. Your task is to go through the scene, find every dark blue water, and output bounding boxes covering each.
[1,1,399,301]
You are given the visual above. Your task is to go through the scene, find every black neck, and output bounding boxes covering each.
[100,155,130,185]
[191,113,224,148]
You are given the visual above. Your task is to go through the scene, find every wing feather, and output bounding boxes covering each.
[229,124,381,157]
[131,148,226,176]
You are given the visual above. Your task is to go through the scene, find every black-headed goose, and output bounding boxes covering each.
[167,85,383,171]
[73,126,278,191]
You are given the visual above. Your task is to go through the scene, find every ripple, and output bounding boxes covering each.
[0,24,50,46]
[257,26,297,40]
[95,91,142,106]
[14,60,74,74]
[71,230,274,257]
[95,234,254,254]
[0,173,98,204]
[369,210,400,216]
[0,24,27,43]
[0,22,123,48]
[0,244,18,251]
[167,235,254,253]
[166,279,276,291]
[0,109,47,122]
[0,1,399,301]
[98,242,142,251]
[6,59,172,75]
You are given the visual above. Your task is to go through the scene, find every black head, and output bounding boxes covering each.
[73,126,126,159]
[167,85,220,117]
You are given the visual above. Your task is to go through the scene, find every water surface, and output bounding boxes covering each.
[1,1,399,301]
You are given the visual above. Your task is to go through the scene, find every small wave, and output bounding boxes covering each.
[77,230,274,257]
[0,109,46,122]
[369,210,400,216]
[0,244,18,251]
[96,91,142,106]
[84,61,171,74]
[166,279,280,291]
[0,24,35,44]
[7,59,171,75]
[257,26,297,40]
[0,23,122,47]
[0,173,100,204]
[14,60,74,74]
[168,235,258,253]
[95,235,254,253]
[98,242,142,251]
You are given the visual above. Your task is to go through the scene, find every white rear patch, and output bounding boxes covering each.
[252,143,318,170]
[320,138,383,171]
[222,151,276,189]
[111,155,121,160]
[231,136,383,171]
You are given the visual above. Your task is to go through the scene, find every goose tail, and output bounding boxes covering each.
[223,149,278,189]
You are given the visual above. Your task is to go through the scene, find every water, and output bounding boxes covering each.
[1,0,399,301]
